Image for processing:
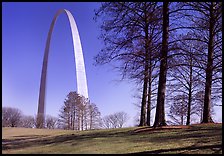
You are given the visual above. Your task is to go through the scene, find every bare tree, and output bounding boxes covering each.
[2,107,23,127]
[45,115,58,129]
[166,35,206,125]
[88,103,101,130]
[181,2,222,123]
[102,115,113,129]
[153,1,169,127]
[58,91,83,130]
[58,101,71,130]
[34,114,46,128]
[114,112,129,128]
[94,2,162,127]
[167,94,188,125]
[21,115,35,128]
[58,91,101,130]
[94,2,222,127]
[102,112,129,129]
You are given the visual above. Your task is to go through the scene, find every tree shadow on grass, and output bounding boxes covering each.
[130,125,222,154]
[2,129,135,151]
[131,144,222,154]
[131,124,222,143]
[2,125,222,154]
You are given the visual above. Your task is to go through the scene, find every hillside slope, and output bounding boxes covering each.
[2,123,222,154]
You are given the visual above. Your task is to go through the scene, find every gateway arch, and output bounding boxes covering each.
[37,9,88,128]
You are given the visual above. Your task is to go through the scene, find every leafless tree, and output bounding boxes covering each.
[102,112,129,129]
[166,35,206,125]
[102,115,113,129]
[94,2,222,127]
[58,91,101,130]
[2,107,23,127]
[58,91,83,130]
[153,1,169,127]
[167,94,188,125]
[132,87,157,127]
[45,115,58,129]
[181,2,222,123]
[114,112,129,128]
[88,103,101,130]
[20,115,35,128]
[94,2,162,127]
[34,114,46,128]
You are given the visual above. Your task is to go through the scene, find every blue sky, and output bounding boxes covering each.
[2,2,222,126]
[2,2,139,126]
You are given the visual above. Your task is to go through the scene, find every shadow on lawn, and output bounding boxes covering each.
[133,124,221,141]
[132,143,222,154]
[131,125,222,154]
[2,125,222,154]
[2,129,135,151]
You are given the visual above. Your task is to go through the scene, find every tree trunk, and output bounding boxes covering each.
[181,114,183,125]
[202,2,214,123]
[146,61,152,126]
[139,6,150,127]
[73,111,75,130]
[70,114,73,130]
[81,112,84,131]
[139,67,148,126]
[90,116,92,130]
[186,56,193,125]
[153,1,169,127]
[77,112,80,130]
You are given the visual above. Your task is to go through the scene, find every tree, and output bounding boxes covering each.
[45,115,58,129]
[2,107,22,127]
[153,1,169,127]
[184,2,222,123]
[88,103,101,130]
[94,2,162,127]
[102,115,113,129]
[102,112,129,129]
[167,94,188,125]
[166,34,206,125]
[35,114,45,128]
[58,91,83,130]
[163,2,221,125]
[95,2,222,127]
[115,112,129,128]
[193,90,215,123]
[58,91,101,130]
[133,89,157,127]
[21,115,35,128]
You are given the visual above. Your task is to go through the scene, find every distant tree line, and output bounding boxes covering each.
[94,2,222,127]
[2,92,129,130]
[2,107,58,129]
[57,91,129,130]
[4,2,221,128]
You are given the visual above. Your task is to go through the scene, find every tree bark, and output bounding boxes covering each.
[139,4,150,127]
[139,56,149,127]
[186,56,193,125]
[146,60,152,126]
[153,1,169,127]
[202,2,214,123]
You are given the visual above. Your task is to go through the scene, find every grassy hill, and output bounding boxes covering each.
[2,123,222,154]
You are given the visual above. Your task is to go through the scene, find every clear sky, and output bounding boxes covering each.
[2,2,222,127]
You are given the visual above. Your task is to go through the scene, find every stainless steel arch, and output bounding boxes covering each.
[37,9,88,128]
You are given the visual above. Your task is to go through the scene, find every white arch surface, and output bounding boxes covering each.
[37,9,88,127]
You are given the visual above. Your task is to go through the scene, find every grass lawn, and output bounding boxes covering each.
[2,123,222,154]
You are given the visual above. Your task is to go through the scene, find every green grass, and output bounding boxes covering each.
[2,123,222,154]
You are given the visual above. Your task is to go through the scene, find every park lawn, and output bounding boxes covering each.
[2,123,222,154]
